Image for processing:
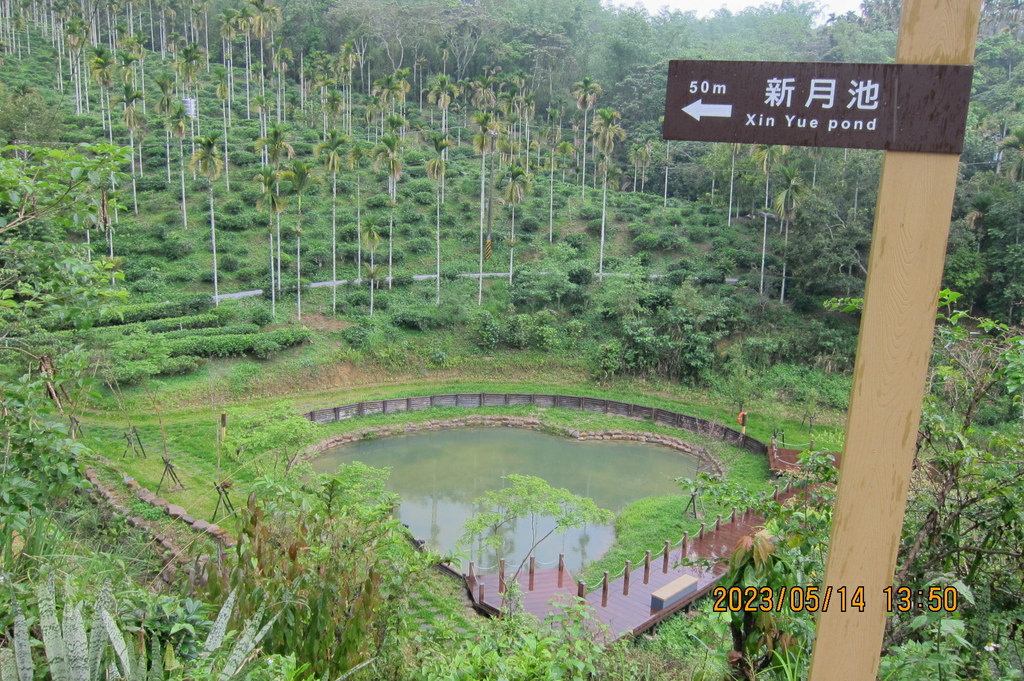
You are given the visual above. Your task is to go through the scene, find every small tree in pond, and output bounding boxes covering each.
[460,474,613,577]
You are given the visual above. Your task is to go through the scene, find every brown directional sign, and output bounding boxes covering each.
[663,60,973,153]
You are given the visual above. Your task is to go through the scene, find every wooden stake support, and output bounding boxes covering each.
[808,0,982,677]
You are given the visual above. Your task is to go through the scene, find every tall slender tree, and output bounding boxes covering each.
[190,134,224,304]
[346,145,368,280]
[502,165,531,284]
[753,144,788,296]
[316,129,349,314]
[773,163,805,303]
[373,132,402,289]
[280,159,317,319]
[254,124,294,291]
[426,133,452,305]
[572,77,601,199]
[114,83,143,213]
[254,165,284,319]
[166,103,190,230]
[472,113,501,305]
[592,108,626,280]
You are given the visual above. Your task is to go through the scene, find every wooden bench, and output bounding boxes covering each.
[650,574,699,612]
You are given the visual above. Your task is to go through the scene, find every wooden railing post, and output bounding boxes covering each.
[479,583,485,603]
[699,523,706,539]
[498,559,506,594]
[682,531,689,559]
[468,562,475,587]
[623,561,631,596]
[558,553,565,588]
[529,557,536,592]
[602,572,609,607]
[731,506,737,523]
[644,550,651,584]
[663,540,670,573]
[577,580,586,599]
[716,514,722,531]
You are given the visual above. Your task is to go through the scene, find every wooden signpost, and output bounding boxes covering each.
[663,0,982,676]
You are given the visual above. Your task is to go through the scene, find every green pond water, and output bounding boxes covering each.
[310,427,699,574]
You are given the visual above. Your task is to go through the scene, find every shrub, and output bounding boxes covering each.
[164,328,312,358]
[471,310,500,351]
[414,191,434,205]
[135,177,168,192]
[564,233,589,253]
[250,304,274,326]
[229,149,259,166]
[366,192,391,208]
[97,295,212,327]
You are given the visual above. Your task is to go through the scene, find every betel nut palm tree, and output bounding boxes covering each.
[280,159,318,320]
[426,133,452,305]
[572,76,601,199]
[190,134,225,305]
[254,124,294,291]
[315,129,349,314]
[373,132,402,289]
[254,165,284,319]
[773,162,805,303]
[503,165,531,285]
[592,108,626,280]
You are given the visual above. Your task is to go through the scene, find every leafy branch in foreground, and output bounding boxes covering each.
[459,474,613,578]
[0,577,277,681]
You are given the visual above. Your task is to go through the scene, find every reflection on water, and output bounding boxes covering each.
[310,428,698,574]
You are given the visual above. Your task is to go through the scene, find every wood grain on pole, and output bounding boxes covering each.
[807,0,981,678]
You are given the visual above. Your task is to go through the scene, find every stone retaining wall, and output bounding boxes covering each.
[83,466,235,586]
[307,414,725,476]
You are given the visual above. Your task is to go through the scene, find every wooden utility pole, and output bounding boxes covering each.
[806,0,982,678]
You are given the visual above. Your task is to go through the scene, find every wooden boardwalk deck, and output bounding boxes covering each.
[467,494,799,639]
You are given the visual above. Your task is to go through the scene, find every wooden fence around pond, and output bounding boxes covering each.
[302,392,769,457]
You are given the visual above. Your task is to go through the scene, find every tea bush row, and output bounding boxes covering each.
[164,328,312,359]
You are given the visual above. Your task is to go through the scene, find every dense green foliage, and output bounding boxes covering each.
[4,0,1024,678]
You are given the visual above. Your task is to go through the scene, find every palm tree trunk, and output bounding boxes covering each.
[780,219,789,303]
[728,147,736,227]
[435,184,441,305]
[129,129,138,214]
[663,141,670,208]
[331,172,337,314]
[210,186,219,305]
[388,193,394,290]
[356,175,362,281]
[222,101,230,191]
[478,152,486,305]
[580,110,588,199]
[296,233,302,320]
[269,226,276,318]
[599,171,608,281]
[549,151,555,243]
[509,204,515,284]
[179,138,188,230]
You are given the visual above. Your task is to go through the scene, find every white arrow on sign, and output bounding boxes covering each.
[682,99,733,121]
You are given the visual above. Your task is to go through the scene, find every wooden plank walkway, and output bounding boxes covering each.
[468,486,804,639]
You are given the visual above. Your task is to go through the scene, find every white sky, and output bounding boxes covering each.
[632,0,864,20]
